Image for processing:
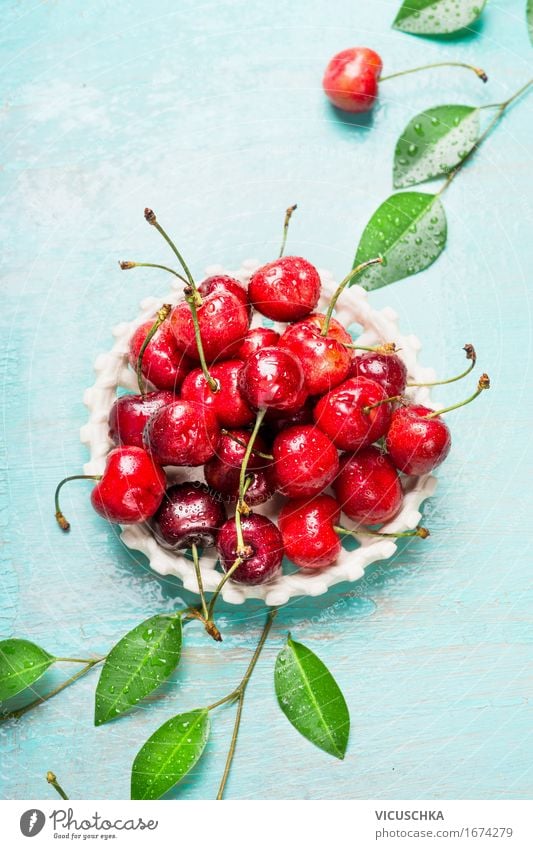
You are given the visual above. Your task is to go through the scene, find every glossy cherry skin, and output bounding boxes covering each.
[108,391,177,449]
[350,351,407,398]
[239,346,306,411]
[149,482,226,550]
[143,400,220,467]
[333,446,402,525]
[248,256,321,322]
[236,327,280,361]
[273,425,339,499]
[91,446,166,524]
[170,290,250,363]
[129,320,192,391]
[198,274,251,319]
[181,360,254,428]
[386,404,451,475]
[314,376,392,451]
[279,494,342,570]
[262,397,315,437]
[323,47,383,113]
[203,429,275,507]
[217,514,284,585]
[279,313,352,396]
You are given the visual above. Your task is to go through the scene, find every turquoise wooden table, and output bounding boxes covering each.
[1,0,532,800]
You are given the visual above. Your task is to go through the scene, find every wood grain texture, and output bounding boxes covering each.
[0,0,532,801]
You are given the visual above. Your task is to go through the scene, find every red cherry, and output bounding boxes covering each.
[108,391,177,448]
[236,327,280,361]
[273,425,339,498]
[181,360,254,428]
[239,346,306,411]
[279,313,352,395]
[198,274,252,319]
[129,320,192,391]
[217,514,284,585]
[349,351,407,398]
[204,429,275,507]
[279,495,342,570]
[333,447,402,525]
[143,400,220,467]
[314,376,392,451]
[91,446,166,524]
[386,404,451,476]
[150,482,227,550]
[170,290,250,363]
[248,256,321,322]
[323,47,383,113]
[263,397,314,436]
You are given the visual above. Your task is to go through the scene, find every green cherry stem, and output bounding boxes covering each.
[144,208,197,294]
[279,203,297,258]
[190,543,209,622]
[362,394,403,414]
[408,344,476,388]
[335,525,429,540]
[321,257,383,337]
[342,341,398,354]
[119,261,188,285]
[380,61,487,84]
[187,294,219,392]
[136,303,172,395]
[46,771,69,801]
[207,557,243,621]
[221,429,274,460]
[424,374,490,419]
[237,409,267,515]
[54,475,102,531]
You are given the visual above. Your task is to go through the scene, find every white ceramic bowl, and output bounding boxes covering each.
[81,261,437,606]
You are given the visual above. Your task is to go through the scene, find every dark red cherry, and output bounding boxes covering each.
[149,482,226,550]
[239,347,306,411]
[129,320,192,391]
[333,446,402,525]
[198,274,251,319]
[323,47,383,113]
[279,313,352,395]
[248,256,321,322]
[108,391,177,448]
[273,425,339,499]
[170,290,250,363]
[278,494,342,570]
[91,446,166,524]
[314,376,392,451]
[181,360,254,428]
[262,397,314,436]
[203,429,274,507]
[350,350,407,398]
[386,404,451,476]
[236,327,280,360]
[216,514,284,585]
[143,400,220,467]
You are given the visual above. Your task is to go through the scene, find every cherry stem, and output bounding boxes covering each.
[54,475,102,532]
[279,204,297,258]
[215,609,277,800]
[144,208,197,294]
[136,303,172,395]
[439,78,532,195]
[1,657,105,722]
[186,295,219,392]
[46,771,69,801]
[119,261,188,285]
[321,257,383,337]
[237,409,267,516]
[424,374,490,419]
[343,341,398,354]
[380,61,487,84]
[207,556,243,620]
[335,525,429,540]
[190,543,209,622]
[408,344,476,388]
[221,429,274,460]
[362,394,403,414]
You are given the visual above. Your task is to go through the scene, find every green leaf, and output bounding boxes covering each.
[528,1,533,45]
[393,0,487,35]
[131,708,210,800]
[0,639,55,701]
[353,191,447,290]
[95,614,182,726]
[274,635,350,760]
[394,105,479,188]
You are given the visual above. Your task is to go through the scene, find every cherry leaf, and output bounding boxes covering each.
[94,614,182,726]
[353,191,447,290]
[393,0,487,35]
[0,639,55,702]
[131,709,210,800]
[394,105,480,188]
[275,635,350,759]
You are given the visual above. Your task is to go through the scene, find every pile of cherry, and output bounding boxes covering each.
[56,210,489,588]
